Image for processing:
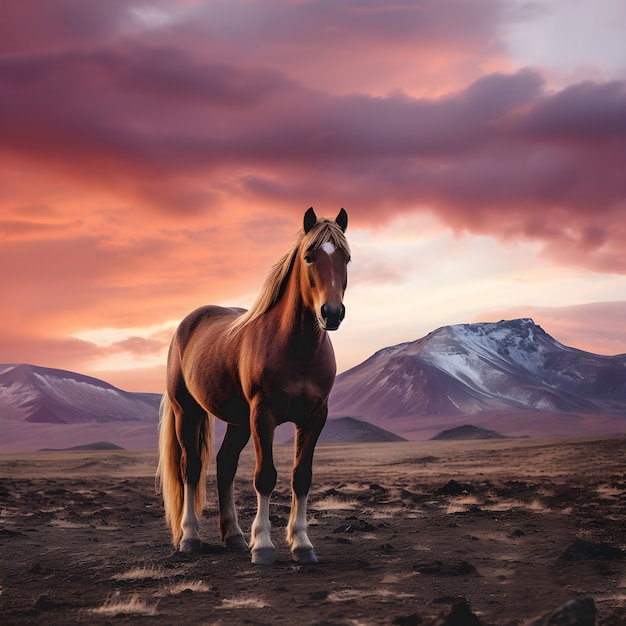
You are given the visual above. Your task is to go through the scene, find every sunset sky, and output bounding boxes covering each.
[1,0,625,393]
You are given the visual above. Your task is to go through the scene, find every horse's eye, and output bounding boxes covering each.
[304,255,312,264]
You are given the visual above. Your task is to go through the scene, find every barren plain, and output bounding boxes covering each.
[1,436,625,625]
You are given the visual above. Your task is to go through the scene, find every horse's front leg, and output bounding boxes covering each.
[249,400,278,565]
[287,408,327,564]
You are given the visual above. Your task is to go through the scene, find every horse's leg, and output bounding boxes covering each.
[287,410,327,564]
[217,422,250,551]
[249,401,278,565]
[177,404,210,553]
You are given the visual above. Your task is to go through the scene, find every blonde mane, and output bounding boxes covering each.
[229,218,350,333]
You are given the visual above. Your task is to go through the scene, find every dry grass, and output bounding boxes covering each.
[444,494,480,514]
[90,593,158,616]
[218,597,268,609]
[168,580,211,594]
[597,485,622,498]
[49,519,85,529]
[112,565,165,581]
[311,496,357,510]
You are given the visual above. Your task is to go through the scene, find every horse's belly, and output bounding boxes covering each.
[215,393,250,426]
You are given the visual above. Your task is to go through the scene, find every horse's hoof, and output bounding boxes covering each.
[179,538,202,554]
[292,548,318,564]
[225,535,248,552]
[251,547,275,565]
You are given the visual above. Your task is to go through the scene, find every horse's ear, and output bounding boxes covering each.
[335,208,348,232]
[304,207,317,233]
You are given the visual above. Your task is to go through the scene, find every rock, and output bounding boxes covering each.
[33,595,64,611]
[433,601,482,626]
[413,560,477,577]
[435,480,475,496]
[561,539,624,561]
[332,516,376,533]
[393,613,423,625]
[524,596,596,626]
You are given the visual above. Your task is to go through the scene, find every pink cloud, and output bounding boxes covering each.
[2,40,623,269]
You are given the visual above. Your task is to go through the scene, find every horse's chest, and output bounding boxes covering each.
[270,384,323,424]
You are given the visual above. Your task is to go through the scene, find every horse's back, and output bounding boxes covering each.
[174,305,245,349]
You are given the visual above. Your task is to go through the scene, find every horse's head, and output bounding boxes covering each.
[299,207,350,331]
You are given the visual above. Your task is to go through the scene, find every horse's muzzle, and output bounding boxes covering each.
[320,303,345,331]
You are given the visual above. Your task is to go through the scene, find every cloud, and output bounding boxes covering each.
[2,33,623,265]
[1,0,624,388]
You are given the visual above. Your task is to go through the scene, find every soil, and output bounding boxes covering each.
[1,436,625,625]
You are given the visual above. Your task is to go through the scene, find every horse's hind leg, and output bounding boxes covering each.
[287,410,327,564]
[177,403,210,553]
[217,422,250,551]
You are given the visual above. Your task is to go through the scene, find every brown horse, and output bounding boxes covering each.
[157,208,350,564]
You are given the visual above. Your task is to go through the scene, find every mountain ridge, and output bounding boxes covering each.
[329,318,626,437]
[0,363,161,424]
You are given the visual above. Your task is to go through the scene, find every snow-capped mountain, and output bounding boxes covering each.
[0,364,161,424]
[329,318,626,437]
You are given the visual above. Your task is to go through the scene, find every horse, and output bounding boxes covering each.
[156,207,350,565]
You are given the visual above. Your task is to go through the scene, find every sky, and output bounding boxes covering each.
[1,0,625,393]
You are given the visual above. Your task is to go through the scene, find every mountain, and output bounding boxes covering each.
[329,319,626,438]
[0,364,161,424]
[0,364,162,452]
[431,425,507,440]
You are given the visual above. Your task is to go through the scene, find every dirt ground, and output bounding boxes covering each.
[1,436,625,625]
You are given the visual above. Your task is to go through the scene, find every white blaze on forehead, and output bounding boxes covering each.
[321,241,335,255]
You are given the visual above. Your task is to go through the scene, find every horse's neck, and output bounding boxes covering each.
[273,273,325,356]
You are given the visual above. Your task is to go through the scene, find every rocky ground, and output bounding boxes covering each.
[1,436,625,625]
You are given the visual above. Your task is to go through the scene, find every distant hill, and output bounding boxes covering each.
[330,318,626,438]
[431,425,507,441]
[284,416,405,445]
[317,416,406,444]
[38,441,125,452]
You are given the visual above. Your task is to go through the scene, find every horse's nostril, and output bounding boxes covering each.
[321,303,344,329]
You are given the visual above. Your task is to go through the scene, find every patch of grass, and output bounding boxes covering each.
[218,597,268,609]
[169,580,210,594]
[112,565,165,581]
[90,593,158,616]
[311,496,357,510]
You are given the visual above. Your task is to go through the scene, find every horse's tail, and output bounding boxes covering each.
[156,394,182,546]
[156,393,213,547]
